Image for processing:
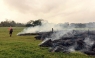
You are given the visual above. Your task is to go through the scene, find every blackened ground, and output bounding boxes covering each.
[39,30,95,55]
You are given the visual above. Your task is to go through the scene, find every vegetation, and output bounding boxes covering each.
[0,27,94,58]
[0,19,43,27]
[1,19,95,28]
[26,19,43,27]
[0,19,25,27]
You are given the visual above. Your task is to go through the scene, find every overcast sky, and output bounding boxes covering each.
[0,0,95,23]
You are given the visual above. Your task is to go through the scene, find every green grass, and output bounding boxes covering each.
[0,27,94,58]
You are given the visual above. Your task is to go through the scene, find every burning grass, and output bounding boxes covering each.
[0,27,94,58]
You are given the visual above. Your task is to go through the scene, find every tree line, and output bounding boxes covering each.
[0,20,25,27]
[0,19,42,27]
[1,19,94,28]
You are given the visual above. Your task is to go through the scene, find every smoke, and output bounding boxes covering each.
[16,20,95,54]
[39,26,95,53]
[50,30,74,41]
[84,37,94,46]
[17,21,69,35]
[68,37,95,52]
[68,46,75,52]
[84,37,94,51]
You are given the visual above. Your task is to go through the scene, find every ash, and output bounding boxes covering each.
[37,30,95,55]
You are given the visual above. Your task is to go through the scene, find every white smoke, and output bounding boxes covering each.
[84,37,94,46]
[68,46,75,52]
[84,37,94,51]
[17,21,68,35]
[50,29,74,41]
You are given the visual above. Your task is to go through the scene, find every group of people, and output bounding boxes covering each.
[9,26,13,37]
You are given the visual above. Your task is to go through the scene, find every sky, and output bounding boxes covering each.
[0,0,95,24]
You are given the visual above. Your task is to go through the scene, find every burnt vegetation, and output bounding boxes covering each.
[17,20,95,56]
[18,28,95,56]
[37,30,95,55]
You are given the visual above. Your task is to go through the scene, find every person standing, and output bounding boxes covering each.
[9,26,13,37]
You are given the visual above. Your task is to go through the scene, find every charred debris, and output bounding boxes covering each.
[18,28,95,55]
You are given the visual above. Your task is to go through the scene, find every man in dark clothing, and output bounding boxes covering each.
[9,26,13,37]
[9,28,13,37]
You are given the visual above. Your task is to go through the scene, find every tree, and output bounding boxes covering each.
[10,21,16,26]
[32,19,42,26]
[26,19,43,27]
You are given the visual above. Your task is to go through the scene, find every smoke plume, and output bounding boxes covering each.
[17,21,68,35]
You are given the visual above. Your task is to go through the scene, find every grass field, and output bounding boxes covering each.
[0,27,94,58]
